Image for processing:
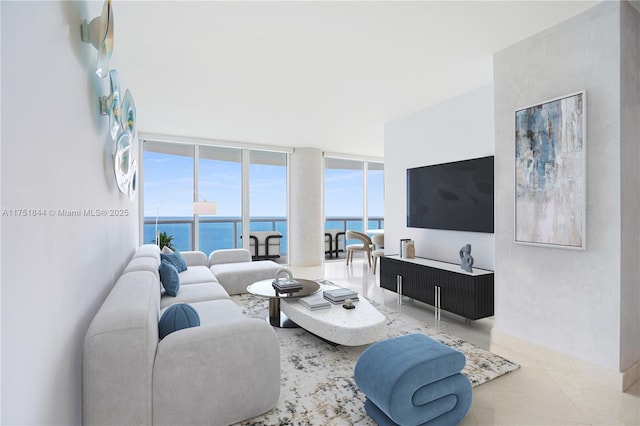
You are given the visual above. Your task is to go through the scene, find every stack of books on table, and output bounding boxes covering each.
[323,287,359,304]
[272,279,303,293]
[298,293,332,310]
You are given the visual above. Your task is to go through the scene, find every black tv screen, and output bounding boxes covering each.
[407,156,494,233]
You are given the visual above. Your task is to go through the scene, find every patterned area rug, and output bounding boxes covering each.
[231,293,519,426]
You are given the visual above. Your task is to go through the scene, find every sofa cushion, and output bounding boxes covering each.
[159,300,242,327]
[179,265,219,285]
[161,247,188,272]
[209,249,252,265]
[158,304,200,340]
[182,299,244,325]
[160,282,230,309]
[210,260,281,295]
[159,260,180,297]
[180,251,208,267]
[134,244,161,263]
[123,256,160,279]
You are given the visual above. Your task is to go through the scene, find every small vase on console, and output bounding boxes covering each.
[405,241,415,259]
[459,244,474,273]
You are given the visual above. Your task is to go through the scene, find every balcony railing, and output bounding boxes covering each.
[143,216,384,255]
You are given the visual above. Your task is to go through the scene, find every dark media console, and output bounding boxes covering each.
[379,255,494,320]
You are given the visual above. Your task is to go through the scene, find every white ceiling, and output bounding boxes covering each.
[114,1,601,158]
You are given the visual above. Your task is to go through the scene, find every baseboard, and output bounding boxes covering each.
[491,330,638,392]
[622,360,639,391]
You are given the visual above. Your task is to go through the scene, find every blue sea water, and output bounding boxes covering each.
[145,217,383,255]
[144,217,275,255]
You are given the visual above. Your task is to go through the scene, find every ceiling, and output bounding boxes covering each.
[114,1,601,158]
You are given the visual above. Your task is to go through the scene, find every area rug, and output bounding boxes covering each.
[231,293,519,426]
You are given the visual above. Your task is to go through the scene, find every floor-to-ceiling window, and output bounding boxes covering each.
[325,157,364,232]
[141,138,290,255]
[367,161,385,231]
[198,146,242,253]
[249,150,288,255]
[143,143,195,251]
[324,155,384,258]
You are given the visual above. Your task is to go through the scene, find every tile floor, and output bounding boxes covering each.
[289,257,640,426]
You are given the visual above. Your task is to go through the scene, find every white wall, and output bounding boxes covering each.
[494,1,638,372]
[0,2,3,419]
[1,2,138,424]
[384,84,495,270]
[619,1,640,373]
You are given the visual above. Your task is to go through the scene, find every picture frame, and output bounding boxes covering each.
[514,91,586,250]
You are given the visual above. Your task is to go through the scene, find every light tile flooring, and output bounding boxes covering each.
[289,257,640,426]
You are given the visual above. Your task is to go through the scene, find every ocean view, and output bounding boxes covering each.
[145,216,384,255]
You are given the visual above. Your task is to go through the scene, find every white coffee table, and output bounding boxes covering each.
[247,278,321,328]
[281,284,387,346]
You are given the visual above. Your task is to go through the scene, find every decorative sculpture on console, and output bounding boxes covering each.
[459,244,474,273]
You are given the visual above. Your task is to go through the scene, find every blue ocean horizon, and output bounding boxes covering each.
[145,216,383,255]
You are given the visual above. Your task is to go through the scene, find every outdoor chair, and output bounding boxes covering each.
[242,231,283,260]
[325,229,346,258]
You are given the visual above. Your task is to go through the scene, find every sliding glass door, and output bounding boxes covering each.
[142,140,289,255]
[324,156,384,259]
[198,146,242,253]
[143,143,195,251]
[325,157,364,233]
[367,161,385,231]
[249,150,288,256]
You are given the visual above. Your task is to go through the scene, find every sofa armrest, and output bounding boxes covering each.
[209,248,252,266]
[180,251,208,267]
[153,319,280,426]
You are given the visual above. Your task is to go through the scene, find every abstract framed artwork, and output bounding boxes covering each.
[514,91,586,250]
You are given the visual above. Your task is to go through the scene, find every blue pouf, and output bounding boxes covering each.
[158,303,200,340]
[354,333,472,426]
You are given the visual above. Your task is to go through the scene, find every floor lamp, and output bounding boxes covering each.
[155,198,217,247]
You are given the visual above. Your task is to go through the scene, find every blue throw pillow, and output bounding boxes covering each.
[158,303,200,340]
[161,249,188,273]
[159,259,180,297]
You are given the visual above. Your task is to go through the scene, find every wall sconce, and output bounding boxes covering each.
[108,82,138,201]
[112,87,137,200]
[113,130,132,194]
[121,90,136,137]
[128,160,138,202]
[81,0,114,78]
[100,69,121,140]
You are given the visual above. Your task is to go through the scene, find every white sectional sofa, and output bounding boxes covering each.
[209,248,284,295]
[83,245,282,426]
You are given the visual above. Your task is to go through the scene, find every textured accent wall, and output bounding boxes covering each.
[1,2,138,423]
[288,148,324,266]
[493,1,638,372]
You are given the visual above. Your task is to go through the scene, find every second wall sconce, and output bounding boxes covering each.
[80,0,114,79]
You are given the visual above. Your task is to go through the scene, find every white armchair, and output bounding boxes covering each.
[372,233,385,274]
[345,230,373,267]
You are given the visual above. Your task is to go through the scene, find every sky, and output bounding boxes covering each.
[143,151,384,219]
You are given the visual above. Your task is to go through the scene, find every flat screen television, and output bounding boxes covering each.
[407,156,494,233]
